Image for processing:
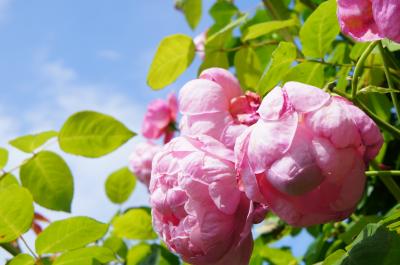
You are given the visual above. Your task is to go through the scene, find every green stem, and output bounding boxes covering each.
[366,170,400,177]
[379,41,400,120]
[371,161,400,202]
[352,41,380,100]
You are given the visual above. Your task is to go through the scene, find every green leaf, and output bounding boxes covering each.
[382,39,400,52]
[180,0,202,30]
[257,42,296,95]
[242,18,297,41]
[103,236,128,259]
[147,34,195,89]
[35,216,109,254]
[299,0,340,58]
[357,85,399,95]
[9,254,35,265]
[20,151,74,212]
[349,42,370,61]
[9,131,58,153]
[259,246,298,265]
[127,244,179,265]
[234,47,262,90]
[284,62,325,87]
[0,147,8,169]
[209,1,238,26]
[339,216,381,244]
[127,243,154,265]
[199,50,229,73]
[59,111,135,158]
[0,173,19,191]
[206,13,248,46]
[105,167,136,204]
[322,250,346,265]
[0,186,34,243]
[53,246,116,265]
[343,224,400,265]
[113,208,157,240]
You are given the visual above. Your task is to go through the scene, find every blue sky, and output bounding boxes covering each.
[0,0,312,261]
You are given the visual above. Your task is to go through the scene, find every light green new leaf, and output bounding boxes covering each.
[105,167,136,204]
[103,236,128,259]
[127,243,154,265]
[0,147,8,169]
[113,208,157,240]
[9,131,58,153]
[53,246,116,265]
[242,18,297,41]
[206,13,247,46]
[181,0,202,30]
[9,254,35,265]
[35,216,109,254]
[59,111,135,158]
[0,173,19,191]
[0,186,34,243]
[259,246,298,265]
[20,151,74,212]
[147,34,195,89]
[284,62,325,87]
[234,47,262,90]
[357,85,400,95]
[299,0,340,58]
[257,42,296,95]
[322,250,347,265]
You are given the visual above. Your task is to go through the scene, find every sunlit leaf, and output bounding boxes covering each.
[0,147,8,169]
[299,0,339,58]
[147,34,195,89]
[35,216,108,254]
[53,246,116,265]
[113,208,157,240]
[20,151,74,212]
[242,18,297,41]
[284,62,325,87]
[59,111,135,158]
[0,186,34,243]
[234,47,262,90]
[8,254,35,265]
[9,131,58,153]
[105,167,136,204]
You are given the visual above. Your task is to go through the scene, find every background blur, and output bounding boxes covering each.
[0,0,312,262]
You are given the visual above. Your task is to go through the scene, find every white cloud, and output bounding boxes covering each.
[97,49,122,61]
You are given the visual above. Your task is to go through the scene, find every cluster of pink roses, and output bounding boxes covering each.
[129,67,382,264]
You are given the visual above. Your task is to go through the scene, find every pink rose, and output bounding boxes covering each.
[142,93,178,143]
[179,68,261,149]
[235,82,383,227]
[129,141,161,187]
[150,135,257,265]
[337,0,400,43]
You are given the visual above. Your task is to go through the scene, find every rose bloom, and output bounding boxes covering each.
[337,0,400,42]
[235,82,383,227]
[150,135,263,265]
[179,68,261,149]
[129,141,161,187]
[142,93,178,143]
[194,31,206,60]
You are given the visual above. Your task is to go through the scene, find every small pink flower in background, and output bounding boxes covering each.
[129,141,161,187]
[235,82,383,227]
[179,68,261,149]
[194,31,207,60]
[150,135,259,265]
[142,93,178,143]
[337,0,400,43]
